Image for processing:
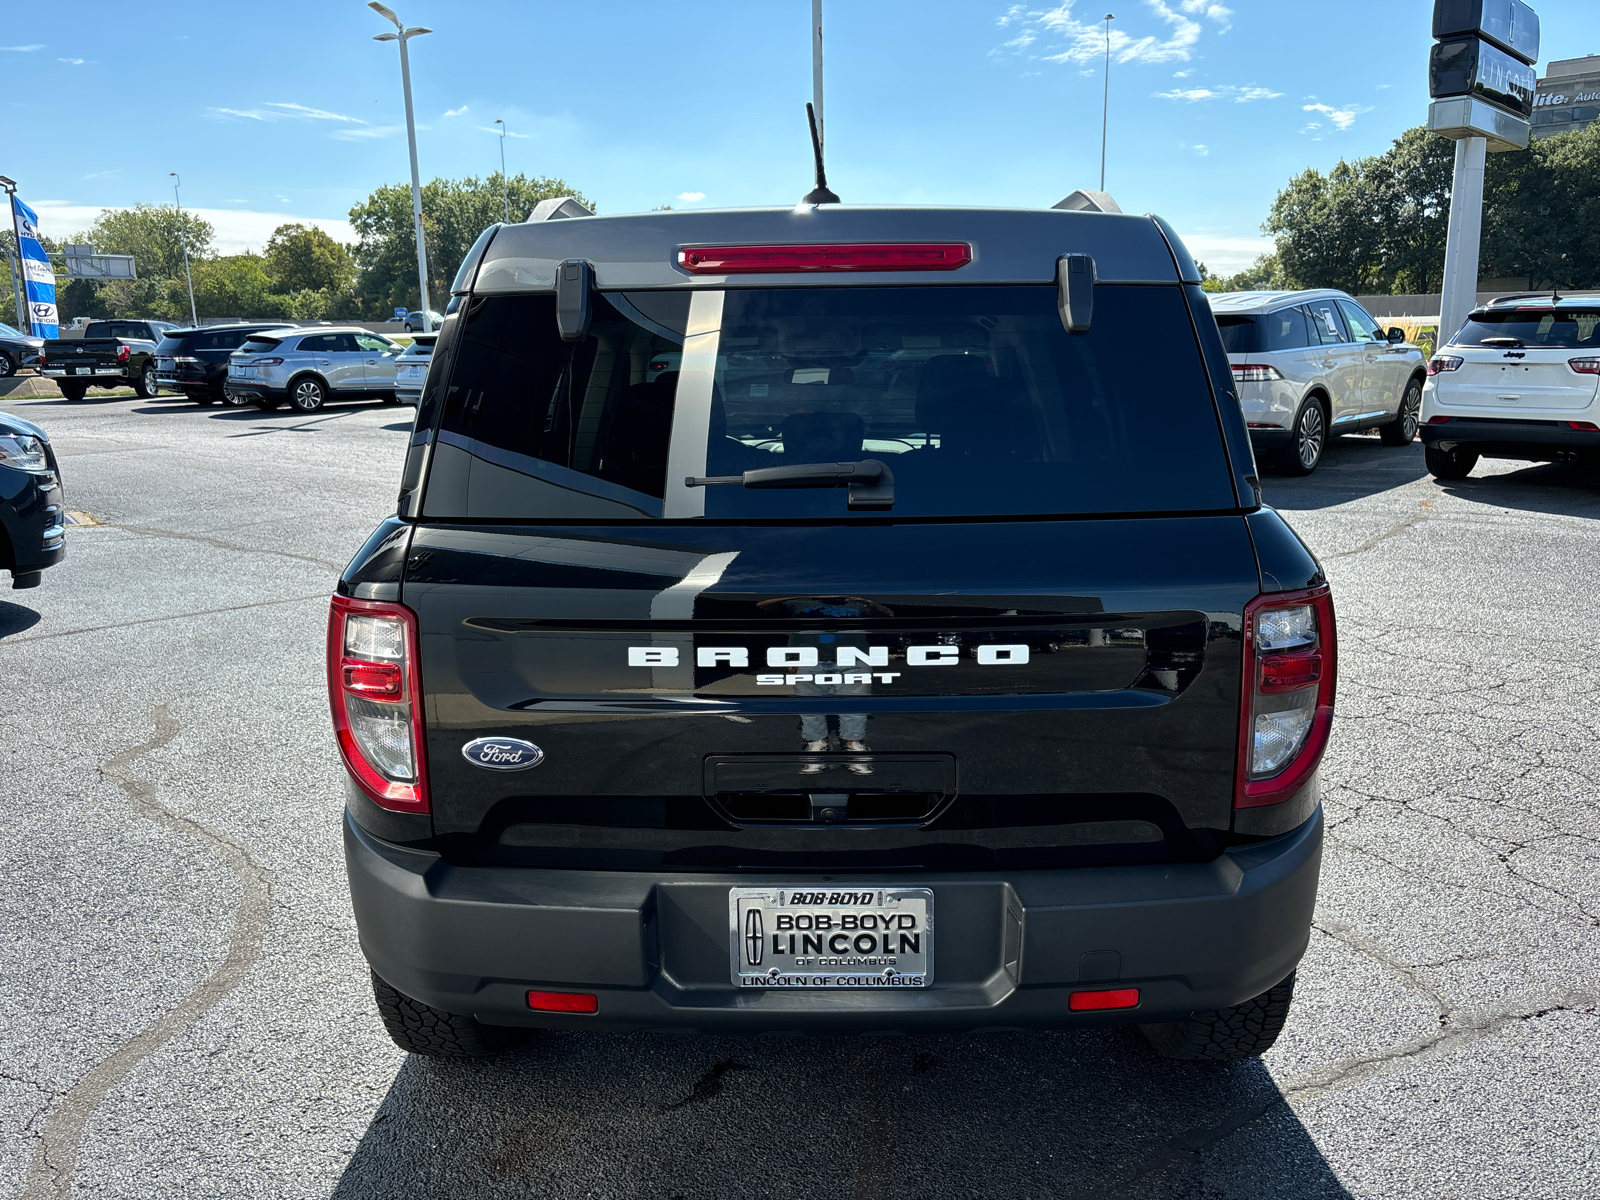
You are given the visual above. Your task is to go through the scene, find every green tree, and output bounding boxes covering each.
[1481,121,1600,288]
[190,253,273,318]
[76,204,213,281]
[264,223,355,295]
[349,173,592,315]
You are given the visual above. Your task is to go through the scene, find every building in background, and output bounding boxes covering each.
[1531,55,1600,138]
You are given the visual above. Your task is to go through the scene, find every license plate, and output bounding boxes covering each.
[232,366,255,378]
[399,364,423,379]
[71,366,88,375]
[729,886,933,988]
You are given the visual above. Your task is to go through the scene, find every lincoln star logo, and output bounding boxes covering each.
[745,908,764,966]
[460,737,544,771]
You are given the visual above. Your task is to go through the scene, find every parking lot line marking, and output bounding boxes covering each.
[20,706,274,1200]
[0,592,329,647]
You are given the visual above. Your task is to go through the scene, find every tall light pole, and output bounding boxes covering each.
[369,2,434,334]
[1100,14,1114,193]
[170,172,198,327]
[494,118,509,223]
[811,0,824,153]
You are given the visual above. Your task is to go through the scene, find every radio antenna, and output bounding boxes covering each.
[802,102,839,205]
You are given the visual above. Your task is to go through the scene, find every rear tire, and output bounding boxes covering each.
[1278,398,1326,476]
[1380,378,1423,446]
[370,971,533,1058]
[58,381,88,402]
[288,376,326,413]
[133,362,158,399]
[1139,972,1296,1061]
[0,351,15,378]
[1425,443,1479,480]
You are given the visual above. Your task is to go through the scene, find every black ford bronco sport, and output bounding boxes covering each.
[332,203,1334,1061]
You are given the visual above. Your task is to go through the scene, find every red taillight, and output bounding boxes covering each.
[1230,364,1283,382]
[1069,988,1140,1011]
[677,242,972,275]
[1567,420,1600,431]
[116,345,131,363]
[1237,587,1337,810]
[1427,356,1462,375]
[1568,358,1600,375]
[327,593,428,813]
[527,990,599,1013]
[1428,415,1451,424]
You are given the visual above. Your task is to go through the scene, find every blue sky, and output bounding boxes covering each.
[7,1,1600,273]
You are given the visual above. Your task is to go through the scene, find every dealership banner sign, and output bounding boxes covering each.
[9,195,58,338]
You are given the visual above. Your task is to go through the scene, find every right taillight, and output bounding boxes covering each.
[1427,356,1463,375]
[1237,587,1336,809]
[1568,358,1600,375]
[327,593,428,812]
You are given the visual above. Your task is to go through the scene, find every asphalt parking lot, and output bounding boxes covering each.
[1,391,1596,1200]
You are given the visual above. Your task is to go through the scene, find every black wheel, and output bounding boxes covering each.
[288,376,327,412]
[1139,972,1296,1061]
[0,351,15,378]
[1425,443,1479,480]
[1278,398,1326,476]
[133,362,158,399]
[370,971,532,1058]
[1380,378,1423,446]
[58,380,88,402]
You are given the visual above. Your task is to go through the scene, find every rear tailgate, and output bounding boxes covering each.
[1445,351,1598,410]
[44,339,123,371]
[406,517,1258,871]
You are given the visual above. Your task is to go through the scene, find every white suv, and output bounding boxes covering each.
[1209,290,1427,474]
[1420,296,1600,480]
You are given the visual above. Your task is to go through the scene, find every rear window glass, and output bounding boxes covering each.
[155,335,190,355]
[1454,309,1600,350]
[1215,316,1254,355]
[423,285,1235,521]
[85,321,153,340]
[239,337,281,354]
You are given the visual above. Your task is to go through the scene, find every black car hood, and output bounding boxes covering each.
[0,410,48,440]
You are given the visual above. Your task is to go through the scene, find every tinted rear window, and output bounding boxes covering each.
[85,321,153,340]
[423,285,1235,521]
[238,337,282,354]
[1454,309,1600,350]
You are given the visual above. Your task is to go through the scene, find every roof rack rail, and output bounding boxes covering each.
[525,197,594,222]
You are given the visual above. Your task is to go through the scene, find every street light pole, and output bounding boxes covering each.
[370,2,435,334]
[811,0,824,153]
[495,119,508,223]
[170,173,198,327]
[1100,13,1114,193]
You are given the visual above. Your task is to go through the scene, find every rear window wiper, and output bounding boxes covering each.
[687,459,894,510]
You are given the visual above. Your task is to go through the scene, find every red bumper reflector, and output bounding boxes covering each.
[678,242,972,275]
[1428,415,1451,424]
[1068,987,1140,1011]
[527,990,599,1014]
[1567,421,1599,431]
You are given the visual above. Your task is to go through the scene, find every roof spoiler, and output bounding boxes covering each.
[1052,190,1122,214]
[526,197,594,222]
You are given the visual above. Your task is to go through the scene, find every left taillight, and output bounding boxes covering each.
[1237,586,1336,809]
[116,345,131,363]
[327,593,428,812]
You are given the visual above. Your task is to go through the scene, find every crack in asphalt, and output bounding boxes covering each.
[1325,505,1434,559]
[20,706,275,1200]
[0,592,329,647]
[98,523,346,573]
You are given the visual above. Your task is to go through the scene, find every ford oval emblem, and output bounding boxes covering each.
[461,737,544,771]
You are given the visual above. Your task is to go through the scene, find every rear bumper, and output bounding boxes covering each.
[223,381,286,398]
[345,806,1323,1033]
[1246,427,1294,451]
[41,367,128,382]
[1422,417,1600,460]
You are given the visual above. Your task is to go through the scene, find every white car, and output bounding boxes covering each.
[1420,296,1600,480]
[1209,290,1428,474]
[393,333,436,405]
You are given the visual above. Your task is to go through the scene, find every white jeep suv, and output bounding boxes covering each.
[1420,296,1600,480]
[1209,290,1428,474]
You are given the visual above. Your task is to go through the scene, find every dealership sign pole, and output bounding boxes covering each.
[1428,0,1539,345]
[2,181,59,339]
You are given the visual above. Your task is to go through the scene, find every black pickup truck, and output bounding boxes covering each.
[332,204,1335,1061]
[40,319,178,401]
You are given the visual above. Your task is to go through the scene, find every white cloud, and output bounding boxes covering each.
[1193,144,1209,155]
[208,102,367,126]
[678,191,706,202]
[996,0,1232,68]
[443,105,469,117]
[1173,69,1192,77]
[1176,232,1273,274]
[262,102,364,123]
[58,57,93,65]
[477,125,529,138]
[0,45,44,52]
[1155,83,1281,103]
[28,204,358,255]
[210,107,268,121]
[331,125,408,142]
[1302,101,1368,130]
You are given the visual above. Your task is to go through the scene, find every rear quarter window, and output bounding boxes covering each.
[422,285,1237,521]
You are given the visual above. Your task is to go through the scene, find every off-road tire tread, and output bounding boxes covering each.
[1139,972,1295,1060]
[370,970,531,1058]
